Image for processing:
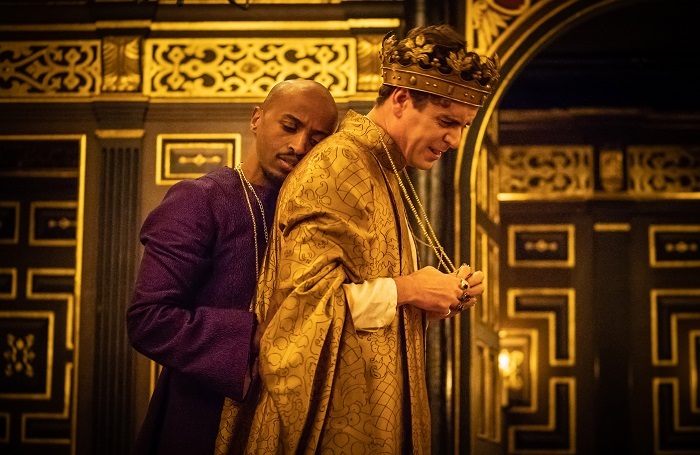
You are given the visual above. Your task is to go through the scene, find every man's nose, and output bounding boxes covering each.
[290,133,309,155]
[444,128,462,149]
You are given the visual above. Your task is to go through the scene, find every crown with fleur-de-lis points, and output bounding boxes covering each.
[380,30,500,107]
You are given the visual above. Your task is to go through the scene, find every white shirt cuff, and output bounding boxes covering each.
[343,278,397,332]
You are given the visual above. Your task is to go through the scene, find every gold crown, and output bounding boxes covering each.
[380,33,499,107]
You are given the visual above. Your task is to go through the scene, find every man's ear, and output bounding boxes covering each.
[250,106,262,133]
[391,88,411,118]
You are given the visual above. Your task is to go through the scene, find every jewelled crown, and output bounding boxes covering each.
[380,31,500,107]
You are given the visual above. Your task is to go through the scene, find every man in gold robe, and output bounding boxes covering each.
[238,25,499,454]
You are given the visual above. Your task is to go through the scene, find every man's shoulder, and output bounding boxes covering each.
[305,133,370,171]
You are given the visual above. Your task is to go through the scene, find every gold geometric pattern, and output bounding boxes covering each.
[0,41,101,97]
[507,377,576,455]
[27,269,76,350]
[143,38,356,99]
[507,288,576,367]
[155,134,241,185]
[650,289,700,367]
[652,378,700,454]
[21,363,72,444]
[0,311,55,400]
[508,224,575,268]
[649,225,700,268]
[28,201,78,247]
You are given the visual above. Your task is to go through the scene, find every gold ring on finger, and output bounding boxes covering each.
[459,278,469,290]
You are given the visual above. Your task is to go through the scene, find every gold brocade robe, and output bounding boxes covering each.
[245,111,431,454]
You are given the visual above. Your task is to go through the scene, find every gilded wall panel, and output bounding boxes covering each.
[102,36,141,92]
[629,146,700,195]
[28,202,77,247]
[143,38,356,99]
[653,378,700,454]
[649,225,700,268]
[507,378,576,454]
[508,224,575,268]
[0,41,101,97]
[507,288,576,367]
[0,311,54,400]
[156,134,241,185]
[500,145,593,198]
[0,135,83,452]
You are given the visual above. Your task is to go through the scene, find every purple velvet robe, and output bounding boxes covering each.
[127,166,277,455]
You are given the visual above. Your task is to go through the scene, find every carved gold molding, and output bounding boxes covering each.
[500,145,594,198]
[102,36,141,92]
[0,41,101,97]
[143,38,356,99]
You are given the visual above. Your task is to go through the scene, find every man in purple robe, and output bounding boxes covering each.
[127,79,338,455]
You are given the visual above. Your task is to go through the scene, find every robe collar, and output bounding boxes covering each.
[342,110,407,172]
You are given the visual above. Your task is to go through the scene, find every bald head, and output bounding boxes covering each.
[248,79,339,187]
[262,80,336,116]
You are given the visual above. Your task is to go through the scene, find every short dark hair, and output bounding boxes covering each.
[374,85,452,110]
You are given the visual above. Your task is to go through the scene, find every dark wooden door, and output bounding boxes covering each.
[499,198,700,454]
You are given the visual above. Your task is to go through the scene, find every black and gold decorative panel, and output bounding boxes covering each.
[651,290,700,453]
[29,202,77,247]
[508,378,576,454]
[144,38,356,99]
[0,41,101,97]
[156,134,241,185]
[0,311,54,400]
[649,225,700,268]
[507,288,576,367]
[500,146,594,198]
[508,224,575,268]
[628,146,700,195]
[0,135,83,453]
[0,202,19,244]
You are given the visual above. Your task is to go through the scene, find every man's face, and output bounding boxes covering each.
[394,92,478,170]
[251,87,337,187]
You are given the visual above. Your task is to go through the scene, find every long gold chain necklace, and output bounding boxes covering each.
[235,164,268,277]
[235,163,268,242]
[365,116,456,274]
